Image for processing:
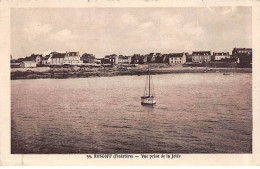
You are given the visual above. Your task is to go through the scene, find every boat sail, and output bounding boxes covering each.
[141,62,156,105]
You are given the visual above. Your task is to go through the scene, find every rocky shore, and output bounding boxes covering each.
[11,64,252,80]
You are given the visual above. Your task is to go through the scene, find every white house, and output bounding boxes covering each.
[20,61,37,68]
[168,53,187,64]
[212,52,230,61]
[63,52,83,65]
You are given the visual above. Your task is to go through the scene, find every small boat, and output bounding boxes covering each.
[141,62,156,105]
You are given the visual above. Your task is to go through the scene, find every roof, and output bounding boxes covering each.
[50,51,59,54]
[29,54,43,60]
[82,53,95,58]
[213,52,230,56]
[43,55,51,60]
[192,51,211,55]
[52,53,66,58]
[31,54,42,57]
[21,61,36,63]
[118,55,130,59]
[66,52,79,56]
[168,53,184,58]
[234,48,252,51]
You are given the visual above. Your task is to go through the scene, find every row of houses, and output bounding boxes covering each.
[15,47,252,68]
[42,51,83,65]
[16,51,84,68]
[189,48,252,64]
[100,54,131,65]
[102,48,252,65]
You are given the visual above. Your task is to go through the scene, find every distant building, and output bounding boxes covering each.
[118,55,131,64]
[104,54,118,65]
[20,61,36,68]
[29,54,43,66]
[232,48,252,64]
[17,54,43,66]
[162,54,169,63]
[81,53,96,63]
[42,54,51,65]
[101,56,110,64]
[142,55,149,63]
[155,53,163,63]
[63,52,83,65]
[96,58,102,64]
[131,55,145,64]
[168,53,187,64]
[212,52,230,61]
[186,53,192,62]
[131,54,141,64]
[191,51,211,63]
[148,53,157,63]
[50,53,66,65]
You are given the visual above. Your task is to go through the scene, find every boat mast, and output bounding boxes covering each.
[148,62,150,97]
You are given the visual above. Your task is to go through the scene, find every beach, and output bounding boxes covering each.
[10,64,252,80]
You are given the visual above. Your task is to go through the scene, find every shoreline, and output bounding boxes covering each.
[11,67,252,80]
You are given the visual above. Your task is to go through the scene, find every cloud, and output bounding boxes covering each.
[47,29,80,52]
[23,22,52,40]
[11,7,251,59]
[49,29,75,41]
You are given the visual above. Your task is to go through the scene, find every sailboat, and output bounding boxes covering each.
[141,62,156,105]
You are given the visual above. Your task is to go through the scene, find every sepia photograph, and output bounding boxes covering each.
[9,6,253,155]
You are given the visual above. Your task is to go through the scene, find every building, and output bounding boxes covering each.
[131,54,141,64]
[118,55,131,64]
[29,54,43,66]
[96,58,102,64]
[186,53,192,62]
[81,53,96,63]
[191,51,211,63]
[101,56,111,64]
[142,55,149,63]
[50,53,66,65]
[19,54,43,66]
[20,61,36,68]
[148,53,157,63]
[212,52,230,61]
[168,53,187,64]
[162,54,169,63]
[63,52,83,65]
[155,53,163,63]
[131,54,145,64]
[102,54,117,65]
[232,48,252,64]
[110,54,118,65]
[42,54,51,65]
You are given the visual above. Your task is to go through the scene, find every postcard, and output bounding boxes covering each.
[0,0,259,166]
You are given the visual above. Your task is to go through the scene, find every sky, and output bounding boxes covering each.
[11,7,252,59]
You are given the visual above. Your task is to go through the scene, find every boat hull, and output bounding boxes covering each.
[141,96,156,105]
